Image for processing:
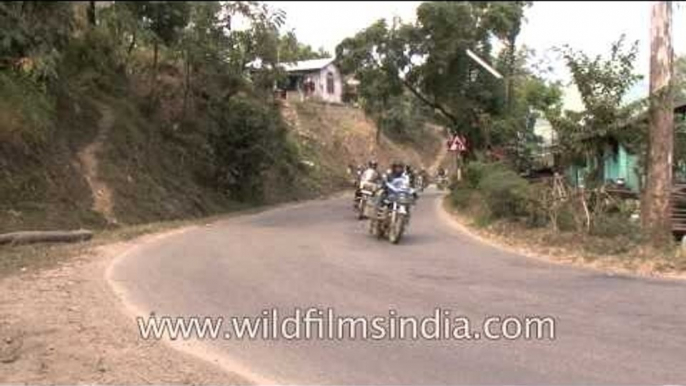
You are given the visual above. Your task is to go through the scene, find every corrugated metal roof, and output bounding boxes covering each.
[281,58,335,72]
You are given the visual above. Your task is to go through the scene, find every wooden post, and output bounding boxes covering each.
[455,151,462,182]
[642,1,674,245]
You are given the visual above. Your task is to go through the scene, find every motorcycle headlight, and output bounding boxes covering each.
[397,194,415,205]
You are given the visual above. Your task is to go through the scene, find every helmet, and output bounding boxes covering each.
[391,161,404,173]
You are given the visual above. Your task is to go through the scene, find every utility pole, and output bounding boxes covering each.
[642,1,674,245]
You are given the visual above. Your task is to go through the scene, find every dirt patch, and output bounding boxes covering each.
[438,195,686,280]
[75,103,117,225]
[0,228,250,384]
[286,101,445,172]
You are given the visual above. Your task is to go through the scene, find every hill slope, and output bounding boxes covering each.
[1,90,444,233]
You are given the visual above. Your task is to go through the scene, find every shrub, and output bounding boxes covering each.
[476,166,533,220]
[464,161,490,188]
[450,185,474,210]
[208,95,294,203]
[0,72,54,147]
[451,161,534,221]
[591,212,643,242]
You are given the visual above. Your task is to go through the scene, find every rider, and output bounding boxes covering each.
[403,164,416,188]
[373,161,412,212]
[416,168,427,190]
[355,160,381,205]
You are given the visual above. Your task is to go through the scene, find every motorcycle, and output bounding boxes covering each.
[436,175,449,190]
[369,177,416,244]
[416,175,425,192]
[354,181,379,220]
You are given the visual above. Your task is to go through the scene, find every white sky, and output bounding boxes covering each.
[265,1,686,110]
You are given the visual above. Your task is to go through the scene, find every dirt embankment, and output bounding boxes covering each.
[282,100,444,173]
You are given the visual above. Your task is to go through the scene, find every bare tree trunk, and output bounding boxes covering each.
[0,230,93,246]
[87,1,96,26]
[642,1,674,245]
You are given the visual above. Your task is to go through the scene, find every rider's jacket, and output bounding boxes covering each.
[359,168,381,191]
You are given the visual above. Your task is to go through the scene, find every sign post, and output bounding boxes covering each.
[448,134,467,182]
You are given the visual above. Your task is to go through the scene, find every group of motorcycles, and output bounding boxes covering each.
[351,163,445,244]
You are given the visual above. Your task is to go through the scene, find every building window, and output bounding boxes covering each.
[326,72,334,94]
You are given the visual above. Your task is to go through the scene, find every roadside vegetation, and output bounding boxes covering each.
[336,1,686,275]
[0,1,435,236]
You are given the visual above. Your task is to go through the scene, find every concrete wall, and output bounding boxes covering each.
[284,63,343,104]
[314,63,342,103]
[566,144,641,192]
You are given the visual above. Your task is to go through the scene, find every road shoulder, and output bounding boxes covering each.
[436,194,686,281]
[0,225,252,384]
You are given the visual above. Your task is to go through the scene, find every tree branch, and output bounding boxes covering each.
[400,78,460,130]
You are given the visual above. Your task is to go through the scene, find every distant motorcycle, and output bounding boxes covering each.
[436,175,449,190]
[416,175,425,192]
[369,177,416,244]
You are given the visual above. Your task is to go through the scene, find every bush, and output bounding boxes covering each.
[0,72,55,147]
[478,167,533,220]
[451,162,534,221]
[464,161,489,188]
[591,213,643,241]
[450,185,474,210]
[208,95,295,203]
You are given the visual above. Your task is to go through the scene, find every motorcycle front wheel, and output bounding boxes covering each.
[388,213,405,244]
[357,200,366,220]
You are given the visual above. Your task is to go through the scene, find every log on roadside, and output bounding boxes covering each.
[0,230,93,246]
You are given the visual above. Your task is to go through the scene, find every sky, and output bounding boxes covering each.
[264,1,686,110]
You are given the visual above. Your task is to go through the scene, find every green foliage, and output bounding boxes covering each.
[590,212,642,240]
[477,165,532,219]
[453,162,533,222]
[551,35,643,182]
[60,28,125,94]
[278,30,329,63]
[0,72,54,147]
[0,0,330,231]
[336,2,535,151]
[376,93,428,140]
[0,2,75,85]
[124,1,191,47]
[208,95,293,202]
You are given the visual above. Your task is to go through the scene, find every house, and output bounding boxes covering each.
[563,102,686,193]
[564,142,642,193]
[280,58,342,104]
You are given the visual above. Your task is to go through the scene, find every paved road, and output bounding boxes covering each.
[109,189,686,385]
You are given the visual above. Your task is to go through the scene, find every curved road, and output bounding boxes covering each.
[108,189,686,385]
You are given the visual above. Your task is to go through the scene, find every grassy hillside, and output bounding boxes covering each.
[0,76,107,233]
[0,2,447,235]
[0,80,444,233]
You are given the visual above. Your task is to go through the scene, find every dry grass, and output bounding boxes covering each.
[443,196,686,279]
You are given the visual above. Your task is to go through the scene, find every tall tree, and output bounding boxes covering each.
[552,35,643,184]
[642,1,674,245]
[336,2,528,149]
[278,30,329,63]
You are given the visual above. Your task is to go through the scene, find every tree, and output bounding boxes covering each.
[551,35,643,185]
[278,30,329,63]
[87,1,96,26]
[123,1,190,97]
[336,2,529,150]
[0,2,75,84]
[642,1,674,245]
